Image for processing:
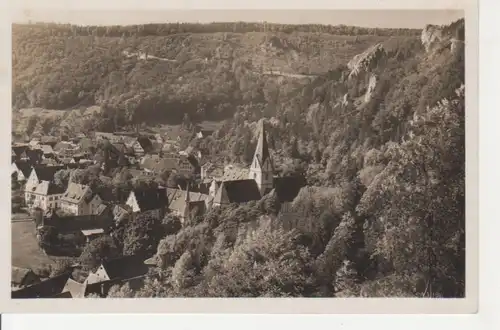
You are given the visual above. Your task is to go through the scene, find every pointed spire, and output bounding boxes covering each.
[253,119,270,166]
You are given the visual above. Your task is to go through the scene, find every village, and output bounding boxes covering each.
[11,120,307,298]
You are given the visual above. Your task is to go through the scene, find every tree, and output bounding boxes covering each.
[79,235,121,271]
[37,226,59,249]
[122,211,165,258]
[203,225,319,297]
[54,169,72,189]
[50,258,74,277]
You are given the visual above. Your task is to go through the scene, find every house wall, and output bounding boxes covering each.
[32,193,62,211]
[93,266,111,281]
[24,171,39,205]
[125,193,140,213]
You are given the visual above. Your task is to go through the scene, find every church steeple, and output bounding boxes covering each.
[249,119,274,196]
[253,119,271,168]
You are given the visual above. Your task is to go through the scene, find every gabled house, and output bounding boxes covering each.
[30,180,65,212]
[12,145,29,161]
[166,186,208,225]
[24,165,65,205]
[140,156,178,175]
[59,183,104,216]
[11,272,72,299]
[125,187,166,220]
[11,267,41,290]
[85,255,151,285]
[61,278,87,298]
[11,161,32,182]
[24,149,44,165]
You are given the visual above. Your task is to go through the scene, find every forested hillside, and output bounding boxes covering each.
[12,22,419,129]
[12,19,465,298]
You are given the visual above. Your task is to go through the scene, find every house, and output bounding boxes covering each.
[221,165,250,181]
[131,136,154,156]
[24,149,44,165]
[85,255,151,285]
[30,180,65,212]
[125,187,167,220]
[12,145,29,161]
[59,183,104,216]
[40,136,59,147]
[11,161,32,182]
[81,228,106,243]
[61,278,87,298]
[11,267,41,290]
[41,209,112,236]
[166,186,207,224]
[24,165,65,205]
[212,179,262,207]
[141,156,179,175]
[11,272,72,299]
[53,141,80,157]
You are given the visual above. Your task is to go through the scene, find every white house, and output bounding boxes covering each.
[30,181,65,212]
[24,166,64,205]
[59,183,104,216]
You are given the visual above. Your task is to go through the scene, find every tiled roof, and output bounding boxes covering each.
[166,188,213,213]
[12,145,29,157]
[130,187,166,212]
[141,156,178,173]
[213,180,261,205]
[11,267,37,285]
[33,180,65,196]
[100,255,150,281]
[11,272,71,299]
[221,166,250,181]
[44,213,113,234]
[60,182,92,204]
[13,161,32,178]
[40,136,58,144]
[33,165,65,182]
[40,145,54,154]
[25,149,44,163]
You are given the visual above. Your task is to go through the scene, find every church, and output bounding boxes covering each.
[210,119,306,207]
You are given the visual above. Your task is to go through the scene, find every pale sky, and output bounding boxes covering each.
[15,10,464,29]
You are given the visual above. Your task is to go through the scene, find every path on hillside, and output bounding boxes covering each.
[123,51,178,62]
[248,69,317,80]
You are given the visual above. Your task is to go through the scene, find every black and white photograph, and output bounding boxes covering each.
[7,6,471,305]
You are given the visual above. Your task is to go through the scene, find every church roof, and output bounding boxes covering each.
[253,119,271,167]
[213,179,261,205]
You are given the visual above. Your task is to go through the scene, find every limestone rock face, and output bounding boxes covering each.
[347,43,385,79]
[421,24,444,52]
